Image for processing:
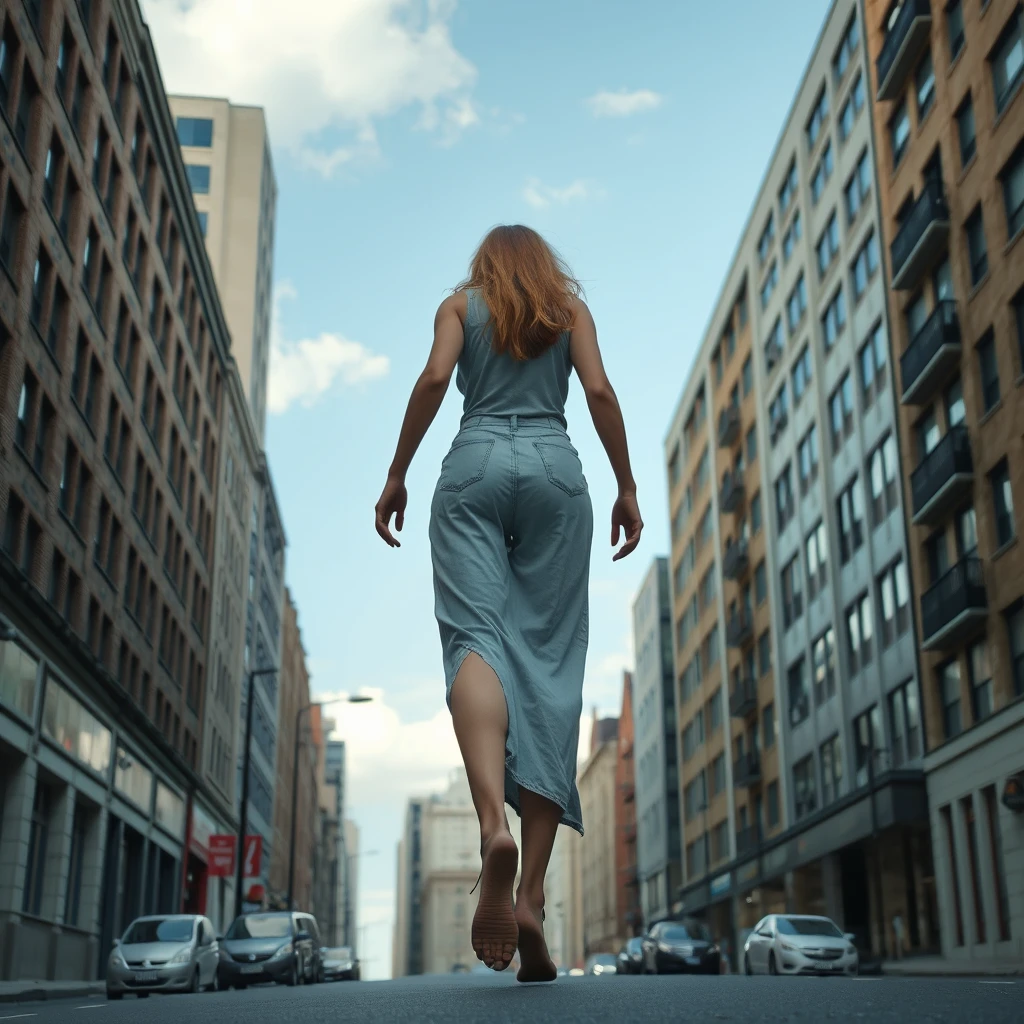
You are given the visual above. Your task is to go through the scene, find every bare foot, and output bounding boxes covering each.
[514,901,557,983]
[471,831,519,970]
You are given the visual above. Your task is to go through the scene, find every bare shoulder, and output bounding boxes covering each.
[439,290,469,325]
[570,296,596,336]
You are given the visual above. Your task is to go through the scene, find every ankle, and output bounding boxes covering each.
[516,887,545,911]
[479,820,511,849]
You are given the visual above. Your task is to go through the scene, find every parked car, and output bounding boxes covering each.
[584,953,619,976]
[742,914,859,977]
[323,946,360,981]
[641,918,720,974]
[616,937,644,974]
[217,911,325,988]
[106,914,219,999]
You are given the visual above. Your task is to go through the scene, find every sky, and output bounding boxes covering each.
[143,0,833,979]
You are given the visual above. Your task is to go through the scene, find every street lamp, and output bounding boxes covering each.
[235,665,279,920]
[287,695,372,910]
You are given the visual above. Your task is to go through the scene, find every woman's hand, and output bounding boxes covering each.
[611,493,643,561]
[375,475,408,548]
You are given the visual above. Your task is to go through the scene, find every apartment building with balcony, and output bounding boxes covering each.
[631,558,682,926]
[864,0,1024,965]
[664,0,934,967]
[0,0,236,979]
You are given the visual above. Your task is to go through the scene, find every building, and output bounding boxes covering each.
[343,817,360,954]
[862,0,1024,965]
[663,0,932,967]
[0,0,238,979]
[392,797,424,977]
[322,739,347,945]
[313,713,341,940]
[167,97,276,443]
[578,714,619,955]
[268,590,317,912]
[546,821,584,970]
[614,672,641,938]
[631,558,682,926]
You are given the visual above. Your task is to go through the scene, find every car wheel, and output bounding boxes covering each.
[287,961,299,987]
[744,953,752,976]
[768,953,778,976]
[137,992,150,999]
[317,964,325,985]
[234,982,247,991]
[106,990,123,1001]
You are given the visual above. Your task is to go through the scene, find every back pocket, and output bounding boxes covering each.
[438,439,495,492]
[534,442,588,497]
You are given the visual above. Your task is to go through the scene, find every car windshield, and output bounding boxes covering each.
[327,947,351,959]
[627,938,643,952]
[225,914,293,940]
[663,919,711,942]
[123,918,194,944]
[776,917,843,938]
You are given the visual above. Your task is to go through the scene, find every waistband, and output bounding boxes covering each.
[460,414,566,432]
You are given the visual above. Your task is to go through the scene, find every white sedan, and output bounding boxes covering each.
[742,914,858,977]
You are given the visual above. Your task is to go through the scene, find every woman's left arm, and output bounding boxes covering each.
[375,293,466,547]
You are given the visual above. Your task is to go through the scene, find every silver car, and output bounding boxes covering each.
[106,914,220,998]
[742,914,859,977]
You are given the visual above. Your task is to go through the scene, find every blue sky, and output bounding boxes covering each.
[146,0,832,978]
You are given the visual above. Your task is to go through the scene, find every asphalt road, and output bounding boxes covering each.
[3,974,1020,1024]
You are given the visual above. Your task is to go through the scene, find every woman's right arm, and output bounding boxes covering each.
[570,299,643,560]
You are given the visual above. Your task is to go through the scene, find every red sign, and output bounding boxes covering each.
[243,834,263,878]
[208,835,236,877]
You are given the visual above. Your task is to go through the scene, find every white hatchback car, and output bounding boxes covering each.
[742,914,858,977]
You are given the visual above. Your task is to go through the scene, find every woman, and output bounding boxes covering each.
[375,225,642,981]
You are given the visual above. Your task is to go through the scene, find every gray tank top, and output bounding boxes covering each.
[456,288,573,428]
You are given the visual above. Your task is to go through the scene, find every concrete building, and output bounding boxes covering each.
[631,558,682,926]
[614,673,641,938]
[546,821,584,970]
[664,0,931,967]
[578,714,619,955]
[392,797,425,977]
[0,0,237,977]
[862,0,1024,965]
[167,97,276,442]
[313,714,341,940]
[323,739,347,945]
[343,817,360,954]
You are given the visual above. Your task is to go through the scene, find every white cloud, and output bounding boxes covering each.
[141,0,479,172]
[268,283,390,414]
[586,88,663,118]
[522,177,603,210]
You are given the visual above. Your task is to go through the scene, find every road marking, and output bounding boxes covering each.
[74,1006,107,1010]
[979,980,1016,985]
[0,1015,38,1020]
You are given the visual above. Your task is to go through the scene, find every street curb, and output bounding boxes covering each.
[880,970,1022,979]
[0,983,106,1004]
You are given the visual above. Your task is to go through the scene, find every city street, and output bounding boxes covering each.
[3,974,1020,1024]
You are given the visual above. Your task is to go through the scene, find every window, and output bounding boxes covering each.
[851,231,879,300]
[782,557,803,629]
[753,560,767,605]
[852,705,882,788]
[758,630,771,677]
[975,330,1000,412]
[1002,141,1024,239]
[769,382,788,441]
[23,784,49,917]
[990,7,1023,115]
[821,288,846,350]
[760,261,778,309]
[775,464,794,531]
[782,210,802,262]
[967,639,994,723]
[811,141,834,204]
[793,755,816,818]
[838,73,865,144]
[812,628,836,705]
[0,182,25,273]
[176,116,214,147]
[786,274,807,334]
[890,101,910,169]
[764,318,783,373]
[889,680,922,767]
[820,734,843,806]
[867,434,899,526]
[779,161,798,214]
[806,87,829,150]
[845,149,872,223]
[758,214,775,265]
[846,592,874,675]
[990,460,1015,548]
[816,212,840,279]
[834,13,860,80]
[965,206,988,285]
[797,425,819,494]
[1015,289,1024,374]
[948,0,965,61]
[790,347,811,405]
[915,49,936,119]
[836,476,864,566]
[878,559,911,647]
[938,658,962,739]
[859,321,888,409]
[196,210,208,237]
[805,522,828,601]
[741,354,753,398]
[828,374,854,454]
[956,94,976,168]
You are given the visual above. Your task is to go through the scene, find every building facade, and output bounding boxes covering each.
[546,820,584,970]
[167,97,276,443]
[0,0,236,978]
[863,0,1024,964]
[631,557,682,925]
[322,739,346,945]
[614,672,641,938]
[343,817,359,954]
[664,0,933,967]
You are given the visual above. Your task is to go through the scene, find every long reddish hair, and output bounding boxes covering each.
[457,225,582,360]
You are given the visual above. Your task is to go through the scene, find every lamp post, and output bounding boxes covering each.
[287,695,372,910]
[235,665,279,921]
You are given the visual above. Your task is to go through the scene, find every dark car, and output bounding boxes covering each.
[641,918,720,975]
[217,912,324,988]
[617,937,644,974]
[323,946,360,981]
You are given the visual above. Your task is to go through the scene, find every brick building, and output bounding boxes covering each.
[614,671,641,939]
[863,0,1024,966]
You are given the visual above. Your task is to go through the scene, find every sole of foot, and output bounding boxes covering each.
[515,904,557,983]
[471,832,519,970]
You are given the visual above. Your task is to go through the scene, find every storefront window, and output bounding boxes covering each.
[41,677,112,776]
[155,782,185,838]
[0,638,39,719]
[114,746,153,811]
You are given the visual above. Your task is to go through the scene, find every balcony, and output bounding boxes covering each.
[735,825,761,858]
[726,608,754,649]
[722,538,749,581]
[911,425,973,525]
[733,751,761,788]
[718,406,741,448]
[891,179,950,291]
[720,472,745,514]
[900,300,962,406]
[876,0,932,102]
[921,556,987,651]
[729,677,758,719]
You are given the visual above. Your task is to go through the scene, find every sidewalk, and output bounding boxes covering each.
[881,955,1022,978]
[0,980,106,1004]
